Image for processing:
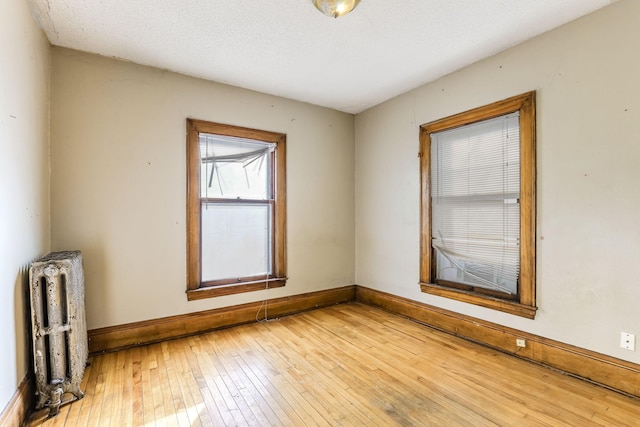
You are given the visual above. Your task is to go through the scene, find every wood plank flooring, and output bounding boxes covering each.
[27,303,640,426]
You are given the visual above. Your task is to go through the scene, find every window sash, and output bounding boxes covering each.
[197,133,277,284]
[199,133,274,200]
[200,201,273,283]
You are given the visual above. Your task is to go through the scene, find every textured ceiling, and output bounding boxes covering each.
[29,0,613,113]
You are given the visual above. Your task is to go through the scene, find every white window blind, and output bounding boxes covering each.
[430,112,520,295]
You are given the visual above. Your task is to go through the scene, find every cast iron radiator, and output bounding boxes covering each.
[29,251,88,416]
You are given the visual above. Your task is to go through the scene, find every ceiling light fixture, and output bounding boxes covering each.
[311,0,361,18]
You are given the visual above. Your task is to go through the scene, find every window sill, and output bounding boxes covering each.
[420,282,537,319]
[187,278,286,301]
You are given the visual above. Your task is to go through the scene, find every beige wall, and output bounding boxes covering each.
[0,0,50,413]
[50,48,355,330]
[355,0,640,363]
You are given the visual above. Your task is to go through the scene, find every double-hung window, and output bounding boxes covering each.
[186,120,286,300]
[419,92,536,318]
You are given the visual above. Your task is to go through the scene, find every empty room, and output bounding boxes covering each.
[2,0,640,425]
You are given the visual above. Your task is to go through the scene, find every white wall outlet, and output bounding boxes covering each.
[516,338,526,348]
[620,332,635,351]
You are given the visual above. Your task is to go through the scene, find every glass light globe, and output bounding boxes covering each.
[311,0,361,18]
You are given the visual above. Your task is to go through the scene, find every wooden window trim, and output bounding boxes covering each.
[186,119,287,300]
[419,92,536,319]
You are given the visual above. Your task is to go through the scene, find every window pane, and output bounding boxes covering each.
[201,203,272,282]
[199,134,273,200]
[435,248,518,294]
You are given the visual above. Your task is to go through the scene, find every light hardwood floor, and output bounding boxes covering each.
[28,303,640,426]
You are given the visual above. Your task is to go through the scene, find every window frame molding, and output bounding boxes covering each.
[419,92,537,319]
[186,119,287,301]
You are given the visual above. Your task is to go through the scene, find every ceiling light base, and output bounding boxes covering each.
[311,0,361,18]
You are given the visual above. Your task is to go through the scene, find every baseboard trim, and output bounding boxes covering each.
[0,373,33,427]
[355,285,640,398]
[86,283,640,398]
[88,285,356,354]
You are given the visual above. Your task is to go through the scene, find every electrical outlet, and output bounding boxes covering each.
[621,332,635,351]
[516,338,526,348]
